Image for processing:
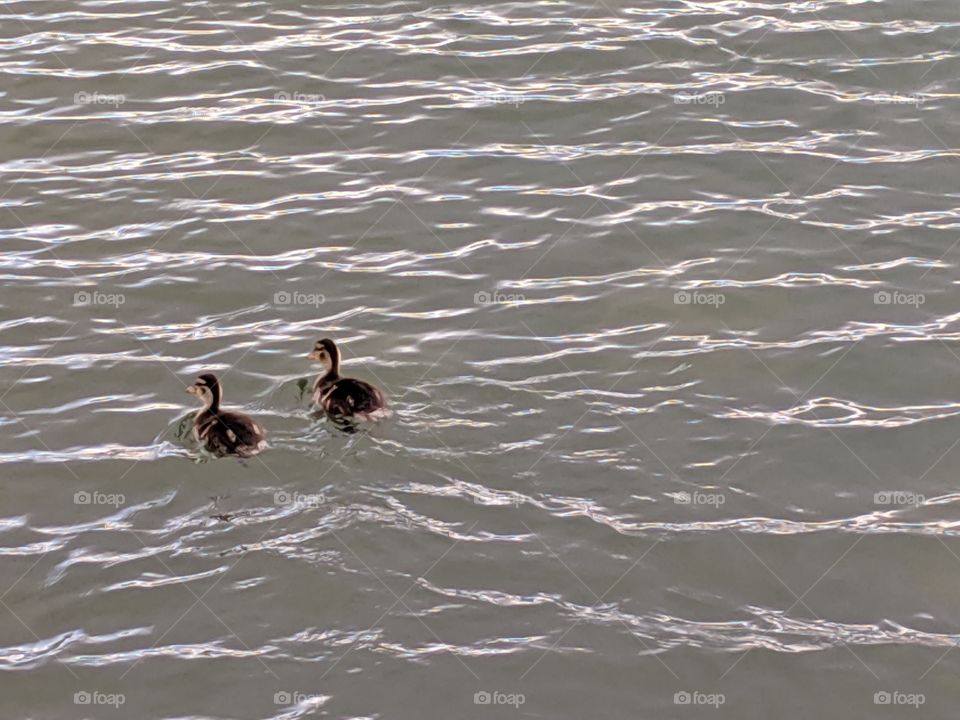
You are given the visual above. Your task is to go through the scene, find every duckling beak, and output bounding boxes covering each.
[186,385,199,395]
[307,350,321,361]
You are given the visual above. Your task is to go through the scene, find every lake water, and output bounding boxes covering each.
[2,0,960,717]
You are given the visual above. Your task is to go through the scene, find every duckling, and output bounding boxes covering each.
[307,338,386,419]
[186,373,266,457]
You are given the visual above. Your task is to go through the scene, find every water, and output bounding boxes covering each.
[2,0,960,717]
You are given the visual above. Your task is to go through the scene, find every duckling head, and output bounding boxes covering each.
[307,338,340,374]
[187,373,221,410]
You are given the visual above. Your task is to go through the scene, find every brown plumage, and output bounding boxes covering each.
[307,338,386,419]
[187,373,266,457]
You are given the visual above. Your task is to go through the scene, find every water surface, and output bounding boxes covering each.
[2,0,960,717]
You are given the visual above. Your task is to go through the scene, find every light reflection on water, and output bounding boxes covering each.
[1,0,960,717]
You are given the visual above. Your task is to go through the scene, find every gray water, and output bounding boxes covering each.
[2,0,960,717]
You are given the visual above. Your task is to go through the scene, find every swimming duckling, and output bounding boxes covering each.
[186,373,266,457]
[307,338,386,419]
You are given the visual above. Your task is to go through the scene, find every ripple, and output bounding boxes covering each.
[1,0,958,714]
